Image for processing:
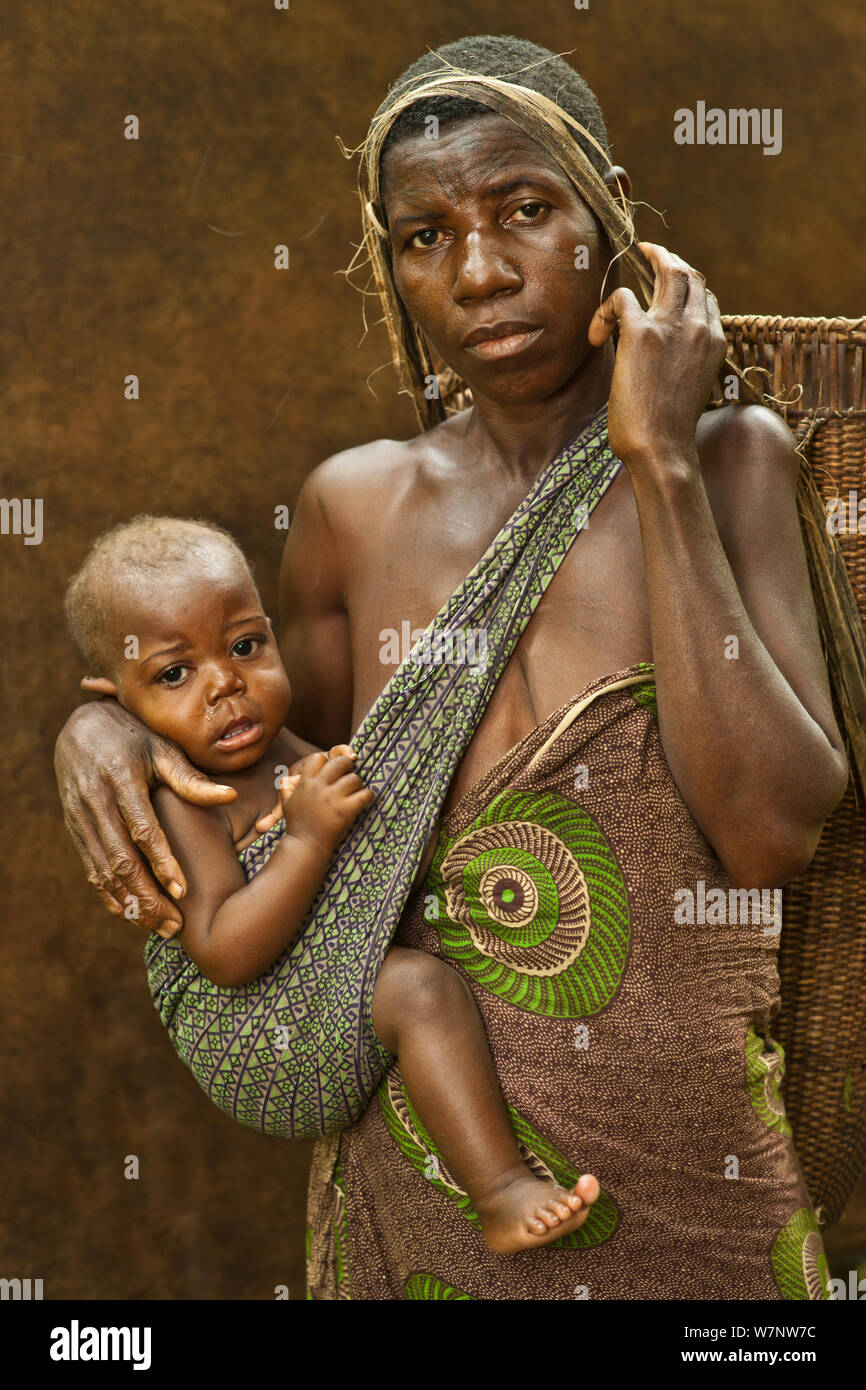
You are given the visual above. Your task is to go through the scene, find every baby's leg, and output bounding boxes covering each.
[372,946,600,1255]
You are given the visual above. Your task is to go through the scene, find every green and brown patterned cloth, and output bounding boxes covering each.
[306,664,829,1300]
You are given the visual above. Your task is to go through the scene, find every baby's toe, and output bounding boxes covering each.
[547,1191,577,1219]
[557,1184,584,1212]
[576,1174,600,1205]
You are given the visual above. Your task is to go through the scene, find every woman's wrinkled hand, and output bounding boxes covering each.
[54,700,237,937]
[588,241,728,473]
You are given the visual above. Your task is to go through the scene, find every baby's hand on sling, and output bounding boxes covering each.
[281,748,374,855]
[257,744,357,833]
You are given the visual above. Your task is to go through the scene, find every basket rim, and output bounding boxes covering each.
[722,315,866,342]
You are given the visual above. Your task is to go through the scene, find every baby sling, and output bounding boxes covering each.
[144,402,622,1139]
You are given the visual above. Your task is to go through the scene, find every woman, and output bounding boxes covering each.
[55,35,847,1299]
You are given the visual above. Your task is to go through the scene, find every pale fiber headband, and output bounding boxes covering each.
[340,66,764,430]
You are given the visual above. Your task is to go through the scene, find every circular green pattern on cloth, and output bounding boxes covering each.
[425,789,630,1017]
[405,1272,474,1300]
[630,683,657,719]
[771,1208,829,1300]
[378,1069,619,1250]
[746,1026,793,1138]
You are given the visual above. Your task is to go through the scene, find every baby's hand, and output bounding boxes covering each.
[276,771,303,818]
[276,745,358,811]
[262,746,361,832]
[282,750,374,853]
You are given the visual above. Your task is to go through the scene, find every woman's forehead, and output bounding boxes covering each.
[379,113,569,203]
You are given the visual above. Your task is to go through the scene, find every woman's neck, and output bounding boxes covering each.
[454,338,615,485]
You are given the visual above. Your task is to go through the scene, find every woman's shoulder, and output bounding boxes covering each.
[301,412,466,531]
[696,402,801,528]
[697,401,798,470]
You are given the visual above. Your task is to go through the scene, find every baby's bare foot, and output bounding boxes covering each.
[476,1169,601,1255]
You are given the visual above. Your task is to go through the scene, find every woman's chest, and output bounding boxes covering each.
[439,540,653,816]
[348,473,653,824]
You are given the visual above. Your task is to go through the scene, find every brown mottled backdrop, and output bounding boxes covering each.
[1,0,864,1300]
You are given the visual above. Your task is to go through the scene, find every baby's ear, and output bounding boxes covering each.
[80,676,118,696]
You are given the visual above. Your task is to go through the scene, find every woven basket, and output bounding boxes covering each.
[722,315,866,1228]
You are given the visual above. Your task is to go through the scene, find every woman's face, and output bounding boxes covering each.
[380,112,617,407]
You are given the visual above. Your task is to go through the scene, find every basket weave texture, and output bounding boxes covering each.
[722,315,866,1228]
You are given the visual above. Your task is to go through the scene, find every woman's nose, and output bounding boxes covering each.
[452,228,522,300]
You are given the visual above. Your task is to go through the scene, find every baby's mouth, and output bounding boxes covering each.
[214,717,263,751]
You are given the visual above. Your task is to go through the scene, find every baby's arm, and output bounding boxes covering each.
[153,753,373,987]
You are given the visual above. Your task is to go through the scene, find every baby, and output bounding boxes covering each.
[64,513,599,1253]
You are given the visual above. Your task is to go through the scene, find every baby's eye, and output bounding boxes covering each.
[158,665,189,687]
[231,636,264,658]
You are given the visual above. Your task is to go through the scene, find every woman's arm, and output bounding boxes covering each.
[153,752,374,988]
[278,464,355,747]
[591,242,849,886]
[626,403,848,885]
[251,460,358,838]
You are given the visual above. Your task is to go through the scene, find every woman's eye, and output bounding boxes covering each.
[511,201,547,221]
[407,203,547,249]
[408,227,442,249]
[158,665,188,687]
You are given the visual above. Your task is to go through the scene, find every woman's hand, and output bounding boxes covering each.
[588,241,728,472]
[54,700,237,936]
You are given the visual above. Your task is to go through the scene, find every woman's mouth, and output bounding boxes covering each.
[464,327,544,359]
[214,719,263,751]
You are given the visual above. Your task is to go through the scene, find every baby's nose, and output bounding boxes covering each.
[207,664,245,701]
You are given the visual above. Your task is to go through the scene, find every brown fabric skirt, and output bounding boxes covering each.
[305,664,829,1300]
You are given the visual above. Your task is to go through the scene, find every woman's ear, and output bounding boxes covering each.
[80,676,118,696]
[604,165,632,203]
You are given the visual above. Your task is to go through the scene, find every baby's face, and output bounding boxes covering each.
[112,560,291,774]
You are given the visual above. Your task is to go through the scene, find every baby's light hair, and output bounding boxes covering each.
[64,514,258,680]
